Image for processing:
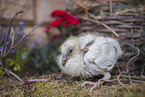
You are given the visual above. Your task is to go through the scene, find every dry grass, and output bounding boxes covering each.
[1,77,145,97]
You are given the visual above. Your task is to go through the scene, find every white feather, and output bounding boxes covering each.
[57,33,123,77]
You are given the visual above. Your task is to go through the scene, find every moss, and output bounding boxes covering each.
[33,81,124,97]
[1,77,144,97]
[124,83,145,97]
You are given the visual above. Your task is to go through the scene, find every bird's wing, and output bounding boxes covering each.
[79,34,97,50]
[83,37,118,72]
[106,37,123,57]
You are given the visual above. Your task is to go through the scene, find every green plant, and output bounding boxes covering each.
[6,47,28,71]
[0,21,29,76]
[29,40,60,74]
[0,11,39,80]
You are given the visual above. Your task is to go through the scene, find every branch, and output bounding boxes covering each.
[14,24,39,48]
[27,79,49,82]
[90,71,132,93]
[109,0,112,16]
[0,24,39,84]
[128,75,132,84]
[4,68,24,83]
[0,11,39,85]
[126,47,140,73]
[1,11,23,57]
[117,72,131,93]
[11,32,15,47]
[2,24,39,57]
[78,15,119,37]
[23,74,51,83]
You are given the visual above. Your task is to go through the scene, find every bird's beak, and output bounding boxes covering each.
[62,55,67,66]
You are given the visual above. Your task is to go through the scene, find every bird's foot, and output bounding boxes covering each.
[81,79,103,93]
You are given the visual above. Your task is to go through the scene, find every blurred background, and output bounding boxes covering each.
[0,0,145,78]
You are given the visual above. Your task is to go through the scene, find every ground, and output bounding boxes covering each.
[1,76,144,97]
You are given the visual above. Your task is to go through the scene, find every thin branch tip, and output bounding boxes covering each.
[16,10,24,15]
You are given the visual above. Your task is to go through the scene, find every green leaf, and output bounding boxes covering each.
[14,66,17,71]
[6,58,15,66]
[16,64,21,71]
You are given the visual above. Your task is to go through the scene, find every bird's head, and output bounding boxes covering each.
[59,36,79,66]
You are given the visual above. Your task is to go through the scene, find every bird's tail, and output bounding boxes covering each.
[107,37,123,57]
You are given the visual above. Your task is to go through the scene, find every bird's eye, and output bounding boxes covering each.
[69,49,73,53]
[68,47,74,54]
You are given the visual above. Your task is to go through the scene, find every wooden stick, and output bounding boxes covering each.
[79,16,119,37]
[126,47,140,73]
[4,68,24,83]
[117,72,131,93]
[110,0,112,16]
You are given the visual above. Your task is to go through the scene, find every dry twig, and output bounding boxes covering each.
[78,15,119,37]
[1,11,23,57]
[1,24,39,83]
[4,68,24,83]
[86,71,132,93]
[128,75,132,84]
[109,0,112,16]
[0,11,39,84]
[126,47,140,73]
[117,72,131,93]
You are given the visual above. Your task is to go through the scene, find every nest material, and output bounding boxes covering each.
[67,0,145,75]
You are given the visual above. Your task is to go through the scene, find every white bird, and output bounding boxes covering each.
[57,33,123,93]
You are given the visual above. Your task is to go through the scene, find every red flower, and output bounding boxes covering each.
[61,14,79,26]
[44,26,50,34]
[51,10,68,17]
[45,10,79,34]
[63,24,67,27]
[50,34,61,40]
[50,19,62,27]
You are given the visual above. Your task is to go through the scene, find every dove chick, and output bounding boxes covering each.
[57,33,123,92]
